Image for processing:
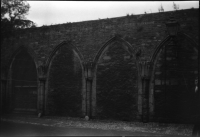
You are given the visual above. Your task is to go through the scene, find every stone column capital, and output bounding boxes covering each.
[38,64,47,81]
[139,60,152,79]
[84,61,94,81]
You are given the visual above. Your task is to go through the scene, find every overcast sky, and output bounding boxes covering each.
[27,1,199,27]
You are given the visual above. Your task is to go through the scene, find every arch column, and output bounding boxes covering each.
[198,33,200,124]
[84,62,94,118]
[38,65,46,116]
[139,60,152,123]
[1,69,7,115]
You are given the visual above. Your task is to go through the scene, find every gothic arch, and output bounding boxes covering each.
[150,33,198,64]
[149,32,198,122]
[45,41,85,116]
[7,45,39,76]
[92,36,140,120]
[45,41,84,72]
[7,45,39,113]
[93,36,135,66]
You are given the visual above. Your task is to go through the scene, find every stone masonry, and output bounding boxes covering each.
[1,8,199,123]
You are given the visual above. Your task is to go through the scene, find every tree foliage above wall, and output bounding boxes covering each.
[1,0,36,44]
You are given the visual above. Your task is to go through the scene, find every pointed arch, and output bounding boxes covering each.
[93,36,135,66]
[150,32,198,64]
[92,35,140,119]
[7,45,39,113]
[45,41,84,72]
[7,45,39,77]
[150,36,171,64]
[149,32,198,122]
[45,41,85,116]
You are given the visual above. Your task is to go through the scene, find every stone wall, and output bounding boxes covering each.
[1,8,199,122]
[47,44,82,116]
[1,9,199,67]
[96,42,138,120]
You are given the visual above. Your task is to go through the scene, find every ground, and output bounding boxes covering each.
[0,114,194,136]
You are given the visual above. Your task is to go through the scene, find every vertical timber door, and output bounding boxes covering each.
[154,35,198,123]
[11,49,38,113]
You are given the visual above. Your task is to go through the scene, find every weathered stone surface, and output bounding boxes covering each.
[96,43,138,120]
[47,45,82,116]
[1,9,199,67]
[1,9,199,122]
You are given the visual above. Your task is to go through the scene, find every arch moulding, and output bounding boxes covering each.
[148,32,199,120]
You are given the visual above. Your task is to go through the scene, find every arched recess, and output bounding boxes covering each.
[7,46,39,113]
[149,33,198,123]
[45,41,85,117]
[93,36,139,121]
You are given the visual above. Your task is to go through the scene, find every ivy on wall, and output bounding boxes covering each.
[47,45,82,117]
[96,43,138,121]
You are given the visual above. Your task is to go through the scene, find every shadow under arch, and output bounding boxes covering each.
[92,36,140,119]
[6,45,39,113]
[149,32,198,122]
[45,41,86,116]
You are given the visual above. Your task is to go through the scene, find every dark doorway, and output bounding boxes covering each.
[11,48,38,113]
[154,35,198,123]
